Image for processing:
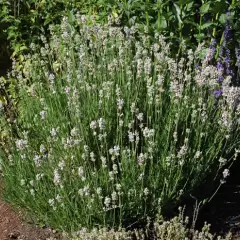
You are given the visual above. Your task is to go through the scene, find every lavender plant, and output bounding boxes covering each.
[1,15,240,232]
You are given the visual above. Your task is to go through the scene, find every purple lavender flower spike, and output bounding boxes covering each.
[217,60,224,71]
[205,39,217,62]
[222,12,231,48]
[236,48,240,67]
[217,60,224,83]
[219,45,224,60]
[213,90,223,97]
[217,11,234,78]
[210,39,216,52]
[225,49,231,75]
[209,39,216,60]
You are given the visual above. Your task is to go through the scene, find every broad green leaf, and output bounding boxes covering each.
[177,0,192,5]
[194,33,205,42]
[19,46,28,51]
[68,10,75,23]
[6,30,16,40]
[44,17,52,26]
[219,13,226,25]
[198,47,208,59]
[18,54,25,62]
[173,3,183,24]
[184,20,198,27]
[156,15,167,29]
[200,2,211,14]
[112,11,119,18]
[186,2,194,11]
[200,22,215,30]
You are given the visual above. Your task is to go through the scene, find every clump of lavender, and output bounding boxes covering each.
[1,14,240,232]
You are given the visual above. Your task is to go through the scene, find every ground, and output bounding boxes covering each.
[0,200,62,240]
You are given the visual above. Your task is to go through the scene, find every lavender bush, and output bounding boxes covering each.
[1,14,240,232]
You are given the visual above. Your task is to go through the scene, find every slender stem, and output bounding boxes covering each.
[145,0,149,28]
[208,182,222,203]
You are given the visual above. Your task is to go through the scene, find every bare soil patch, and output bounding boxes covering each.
[0,199,62,240]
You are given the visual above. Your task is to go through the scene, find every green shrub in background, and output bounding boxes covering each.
[1,0,240,57]
[0,0,72,57]
[1,15,240,232]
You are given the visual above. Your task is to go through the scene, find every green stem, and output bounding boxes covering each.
[212,13,219,38]
[145,0,149,28]
[207,182,222,203]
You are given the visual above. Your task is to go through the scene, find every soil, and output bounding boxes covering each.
[0,199,62,240]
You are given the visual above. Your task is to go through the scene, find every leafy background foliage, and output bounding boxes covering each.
[1,0,240,57]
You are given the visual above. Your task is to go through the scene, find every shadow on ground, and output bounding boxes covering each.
[191,158,240,239]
